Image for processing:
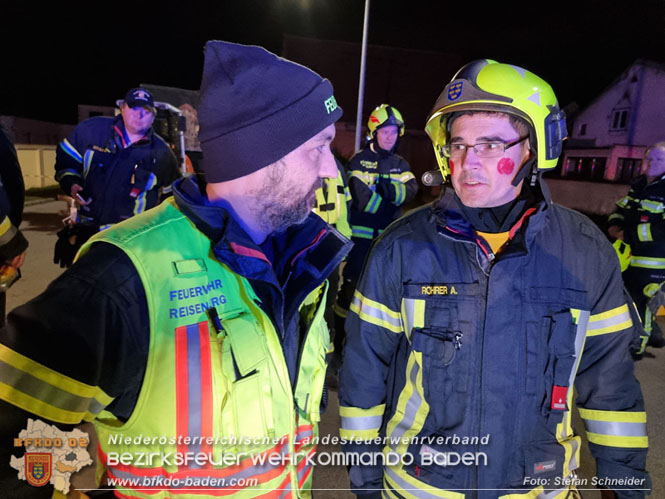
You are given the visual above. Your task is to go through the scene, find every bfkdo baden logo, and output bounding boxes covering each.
[10,419,92,494]
[25,453,52,487]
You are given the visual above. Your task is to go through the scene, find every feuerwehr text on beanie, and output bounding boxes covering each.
[198,40,343,182]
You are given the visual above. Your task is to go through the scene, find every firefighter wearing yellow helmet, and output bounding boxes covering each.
[332,104,418,370]
[339,60,649,498]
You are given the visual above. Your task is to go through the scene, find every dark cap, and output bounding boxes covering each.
[198,40,343,183]
[122,88,155,110]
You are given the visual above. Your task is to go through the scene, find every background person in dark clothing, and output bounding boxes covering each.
[0,127,28,326]
[53,87,180,267]
[333,104,417,367]
[608,142,665,353]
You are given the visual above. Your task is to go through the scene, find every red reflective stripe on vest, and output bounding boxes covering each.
[198,321,213,459]
[174,326,189,458]
[296,447,316,488]
[294,424,314,451]
[295,424,313,439]
[175,322,214,463]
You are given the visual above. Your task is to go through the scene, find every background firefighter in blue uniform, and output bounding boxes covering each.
[608,142,665,354]
[0,41,350,498]
[333,105,417,367]
[339,60,649,498]
[53,87,180,267]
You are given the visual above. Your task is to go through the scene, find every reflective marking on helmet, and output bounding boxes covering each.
[497,158,515,175]
[509,65,527,78]
[528,92,541,106]
[370,115,381,123]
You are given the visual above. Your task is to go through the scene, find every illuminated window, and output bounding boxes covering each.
[564,157,606,181]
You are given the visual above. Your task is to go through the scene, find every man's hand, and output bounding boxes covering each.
[607,225,624,241]
[69,184,92,205]
[10,252,25,269]
[53,224,99,268]
[375,178,393,199]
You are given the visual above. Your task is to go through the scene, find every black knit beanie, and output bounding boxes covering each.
[198,40,343,182]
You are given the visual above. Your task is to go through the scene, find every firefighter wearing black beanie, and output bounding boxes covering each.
[199,40,343,182]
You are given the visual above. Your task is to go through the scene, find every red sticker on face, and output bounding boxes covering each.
[449,160,455,175]
[497,158,515,175]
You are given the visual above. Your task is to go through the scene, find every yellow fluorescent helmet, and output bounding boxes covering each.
[424,59,567,181]
[368,104,405,138]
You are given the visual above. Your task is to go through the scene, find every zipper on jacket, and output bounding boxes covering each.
[474,257,497,498]
[283,233,332,398]
[417,328,463,365]
[438,225,491,496]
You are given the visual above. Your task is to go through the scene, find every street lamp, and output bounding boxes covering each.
[354,0,370,153]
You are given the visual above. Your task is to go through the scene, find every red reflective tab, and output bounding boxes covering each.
[130,188,140,198]
[640,215,649,222]
[551,386,568,410]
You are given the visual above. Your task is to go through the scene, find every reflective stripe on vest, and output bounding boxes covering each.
[385,352,429,457]
[83,149,94,178]
[133,173,158,216]
[365,191,381,214]
[637,223,653,242]
[629,256,665,269]
[351,225,379,240]
[554,310,589,477]
[639,199,665,213]
[578,409,648,448]
[175,321,214,462]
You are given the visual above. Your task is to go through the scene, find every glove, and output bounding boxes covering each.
[611,239,631,272]
[375,178,393,200]
[53,223,99,268]
[0,229,28,262]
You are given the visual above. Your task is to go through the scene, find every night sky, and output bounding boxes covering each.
[3,0,665,125]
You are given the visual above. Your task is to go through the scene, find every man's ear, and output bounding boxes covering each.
[522,139,533,163]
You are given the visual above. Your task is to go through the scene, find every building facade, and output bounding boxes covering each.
[562,60,665,183]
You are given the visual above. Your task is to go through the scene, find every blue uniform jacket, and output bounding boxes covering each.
[339,183,649,498]
[54,115,180,226]
[347,146,418,240]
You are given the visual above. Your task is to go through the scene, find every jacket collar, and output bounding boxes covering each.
[432,186,549,255]
[173,175,352,289]
[112,115,153,149]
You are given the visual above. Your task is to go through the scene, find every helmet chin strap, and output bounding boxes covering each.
[511,156,537,188]
[511,136,538,188]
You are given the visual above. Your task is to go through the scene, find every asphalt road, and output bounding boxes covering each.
[6,199,663,498]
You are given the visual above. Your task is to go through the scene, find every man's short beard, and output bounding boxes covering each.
[252,161,312,234]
